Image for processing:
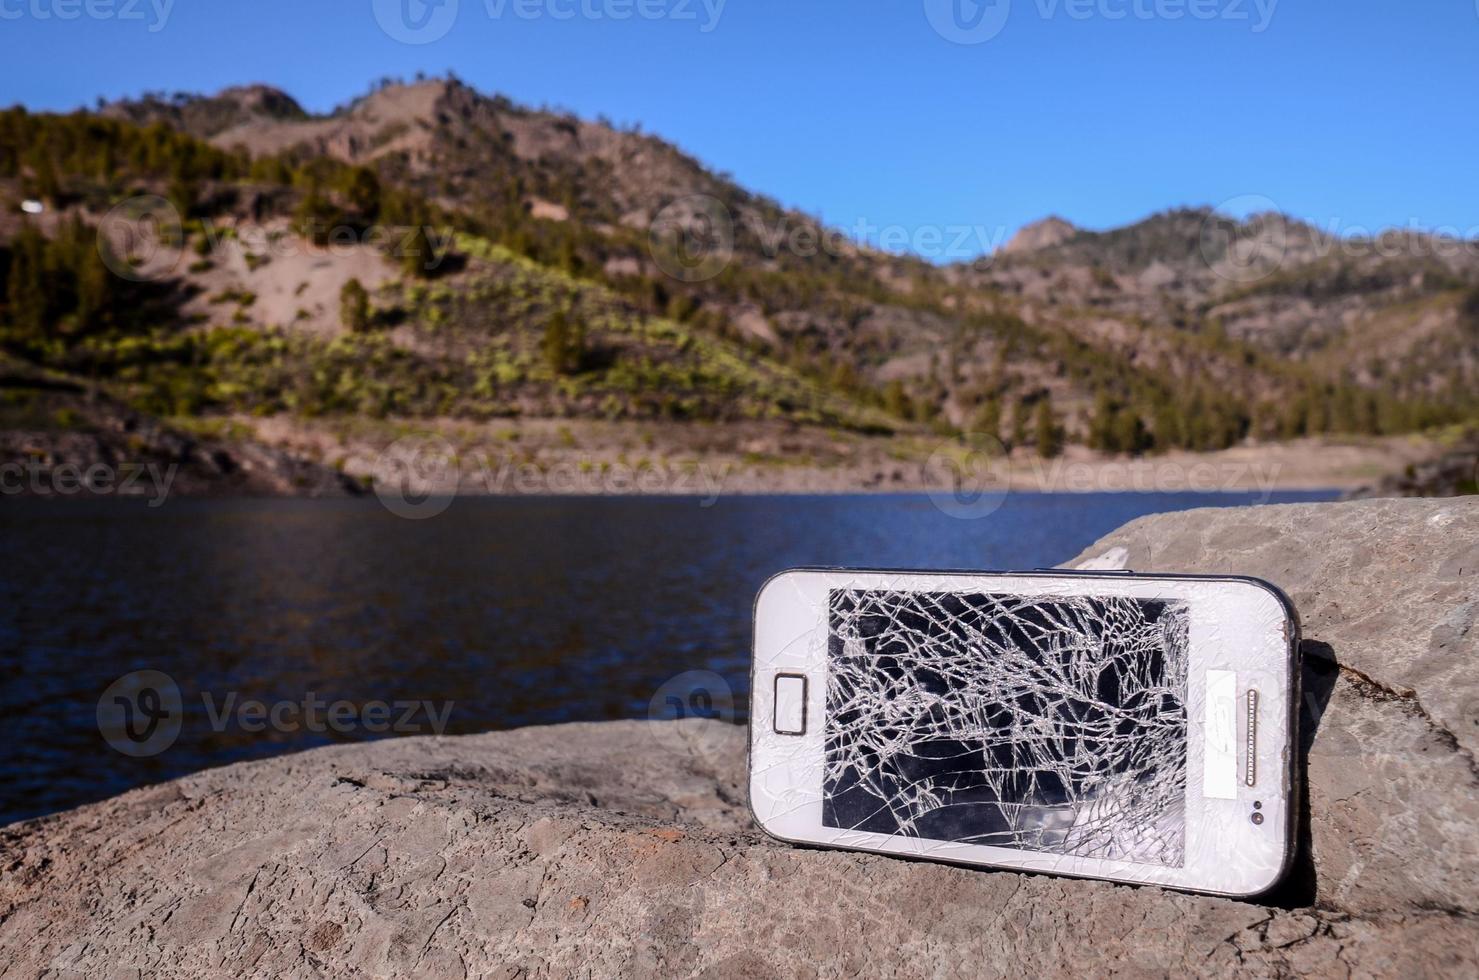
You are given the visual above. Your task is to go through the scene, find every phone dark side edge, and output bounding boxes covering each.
[744,566,1303,900]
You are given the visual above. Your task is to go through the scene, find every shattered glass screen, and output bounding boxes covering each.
[823,589,1189,867]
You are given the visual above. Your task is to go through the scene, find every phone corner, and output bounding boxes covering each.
[1225,575,1301,637]
[1200,824,1300,900]
[742,779,803,847]
[753,567,808,611]
[1234,852,1300,901]
[747,811,797,848]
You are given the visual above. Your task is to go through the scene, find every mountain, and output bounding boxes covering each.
[102,84,309,138]
[109,78,758,231]
[1001,216,1078,255]
[0,77,1474,493]
[968,207,1478,401]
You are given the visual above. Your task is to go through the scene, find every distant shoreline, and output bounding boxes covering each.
[332,430,1432,502]
[0,421,1437,502]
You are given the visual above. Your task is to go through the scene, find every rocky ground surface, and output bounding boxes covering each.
[0,370,364,499]
[1347,433,1478,499]
[258,414,1433,497]
[0,497,1475,977]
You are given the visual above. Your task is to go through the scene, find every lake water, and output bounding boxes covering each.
[0,490,1335,825]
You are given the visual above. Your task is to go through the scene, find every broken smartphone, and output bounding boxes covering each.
[748,569,1299,896]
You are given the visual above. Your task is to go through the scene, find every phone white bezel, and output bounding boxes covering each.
[748,569,1298,897]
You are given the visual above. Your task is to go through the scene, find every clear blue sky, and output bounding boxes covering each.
[3,0,1475,254]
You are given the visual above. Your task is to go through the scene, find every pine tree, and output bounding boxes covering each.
[399,224,436,278]
[1088,391,1116,451]
[1112,407,1150,455]
[555,229,578,274]
[1035,397,1063,459]
[4,226,48,341]
[1152,400,1184,452]
[342,167,381,224]
[340,278,371,333]
[543,309,583,375]
[1010,400,1029,451]
[295,186,342,247]
[1461,286,1479,337]
[1279,389,1310,440]
[73,225,114,334]
[26,148,61,204]
[167,176,196,220]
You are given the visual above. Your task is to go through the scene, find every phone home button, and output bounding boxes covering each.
[773,674,807,735]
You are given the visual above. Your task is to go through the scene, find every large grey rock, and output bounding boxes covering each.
[1,498,1475,978]
[1072,497,1479,917]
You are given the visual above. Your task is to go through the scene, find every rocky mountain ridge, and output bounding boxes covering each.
[0,77,1472,483]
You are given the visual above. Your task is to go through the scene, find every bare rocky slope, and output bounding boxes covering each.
[87,79,1479,442]
[4,79,1474,495]
[0,494,1475,978]
[0,362,364,498]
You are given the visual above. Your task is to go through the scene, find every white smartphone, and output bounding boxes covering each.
[748,568,1299,897]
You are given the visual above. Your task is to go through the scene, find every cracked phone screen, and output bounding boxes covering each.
[823,589,1189,867]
